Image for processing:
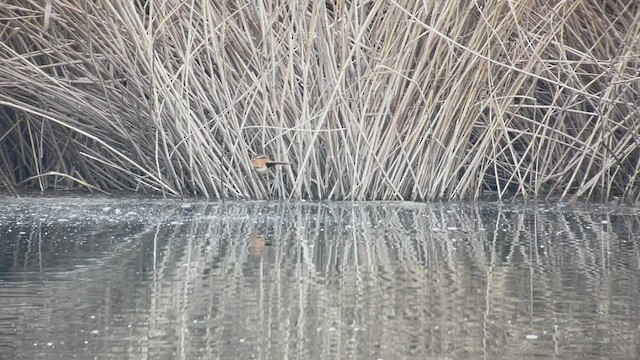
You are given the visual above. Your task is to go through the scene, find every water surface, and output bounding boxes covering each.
[0,197,639,359]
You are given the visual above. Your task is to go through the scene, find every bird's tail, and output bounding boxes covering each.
[266,161,289,167]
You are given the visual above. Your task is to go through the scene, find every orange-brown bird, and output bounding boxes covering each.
[251,154,289,174]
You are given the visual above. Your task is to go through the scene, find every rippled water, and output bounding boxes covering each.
[0,197,639,359]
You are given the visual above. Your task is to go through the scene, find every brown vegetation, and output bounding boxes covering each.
[1,1,639,201]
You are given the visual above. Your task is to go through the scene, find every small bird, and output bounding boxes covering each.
[251,154,289,174]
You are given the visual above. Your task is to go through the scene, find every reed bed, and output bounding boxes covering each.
[0,0,639,201]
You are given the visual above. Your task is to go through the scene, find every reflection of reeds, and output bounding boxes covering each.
[1,200,640,357]
[1,2,639,202]
[144,202,640,358]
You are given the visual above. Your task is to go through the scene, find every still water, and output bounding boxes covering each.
[0,197,639,359]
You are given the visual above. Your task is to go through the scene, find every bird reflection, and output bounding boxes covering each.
[249,234,272,257]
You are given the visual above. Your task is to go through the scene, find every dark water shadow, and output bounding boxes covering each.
[1,198,639,359]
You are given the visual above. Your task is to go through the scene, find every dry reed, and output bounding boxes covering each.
[0,0,639,201]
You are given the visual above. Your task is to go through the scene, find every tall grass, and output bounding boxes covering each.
[0,0,639,201]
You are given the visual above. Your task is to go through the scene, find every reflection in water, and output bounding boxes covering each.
[249,234,272,257]
[0,198,639,359]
